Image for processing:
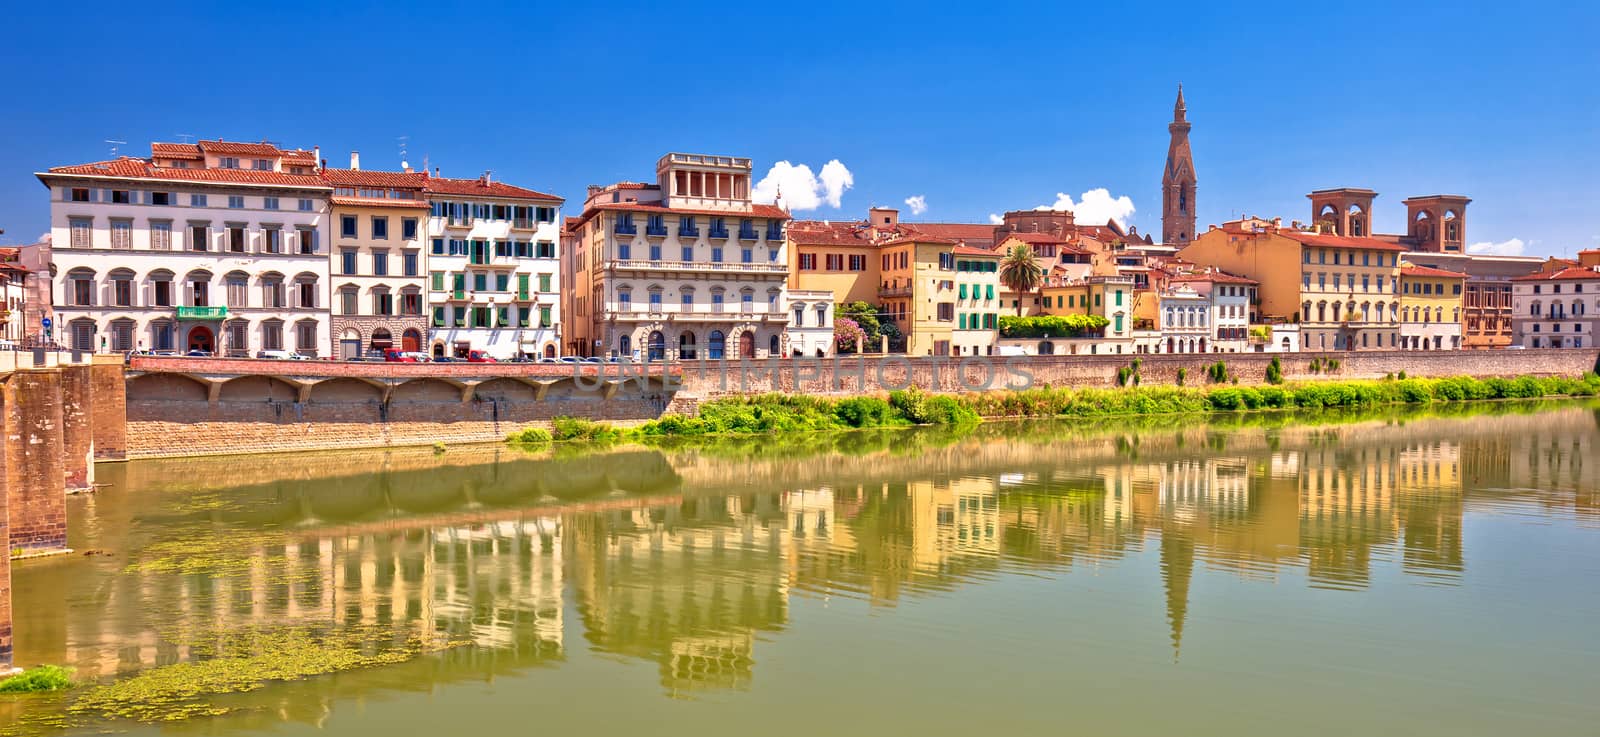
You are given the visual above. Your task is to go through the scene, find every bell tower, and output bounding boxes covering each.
[1162,85,1197,246]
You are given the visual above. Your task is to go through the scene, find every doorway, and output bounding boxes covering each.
[186,325,215,354]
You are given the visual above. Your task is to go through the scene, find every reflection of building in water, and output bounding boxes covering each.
[1297,442,1400,589]
[909,477,1001,572]
[565,491,790,696]
[1395,442,1465,577]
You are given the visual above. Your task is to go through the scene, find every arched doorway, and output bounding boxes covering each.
[1038,340,1054,355]
[1198,338,1207,353]
[543,344,556,358]
[739,331,755,358]
[402,328,422,352]
[370,328,393,353]
[432,342,445,358]
[186,325,215,354]
[769,334,779,356]
[1165,337,1174,354]
[618,334,631,359]
[708,331,726,359]
[679,330,697,360]
[647,331,666,361]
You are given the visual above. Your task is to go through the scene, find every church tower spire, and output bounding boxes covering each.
[1162,84,1197,246]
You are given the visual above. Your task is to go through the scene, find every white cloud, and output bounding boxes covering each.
[988,213,1004,225]
[1029,188,1136,228]
[1466,238,1525,256]
[752,159,854,211]
[904,195,928,216]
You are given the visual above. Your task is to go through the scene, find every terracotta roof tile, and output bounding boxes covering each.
[197,139,287,156]
[1169,271,1258,285]
[150,143,201,160]
[953,245,999,256]
[1279,230,1411,252]
[906,222,997,243]
[577,201,787,223]
[324,168,428,188]
[1399,265,1468,279]
[1001,232,1069,245]
[1512,266,1600,282]
[330,196,430,209]
[423,175,563,202]
[43,157,329,188]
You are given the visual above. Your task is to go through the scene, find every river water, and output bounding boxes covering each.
[3,401,1598,736]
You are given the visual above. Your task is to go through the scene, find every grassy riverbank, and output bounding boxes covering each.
[503,374,1600,443]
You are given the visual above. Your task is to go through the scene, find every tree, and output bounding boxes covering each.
[837,301,882,348]
[998,244,1043,316]
[834,317,867,353]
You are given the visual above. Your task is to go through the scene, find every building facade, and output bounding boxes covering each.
[325,163,431,357]
[566,153,790,361]
[1398,265,1466,350]
[425,174,564,359]
[1400,251,1541,349]
[36,141,332,356]
[1180,219,1405,351]
[1511,266,1600,349]
[1167,271,1256,353]
[785,289,836,357]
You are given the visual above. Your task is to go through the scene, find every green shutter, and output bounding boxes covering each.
[431,271,444,291]
[452,273,465,299]
[986,284,994,300]
[538,274,551,293]
[517,274,530,300]
[540,306,552,328]
[959,284,968,299]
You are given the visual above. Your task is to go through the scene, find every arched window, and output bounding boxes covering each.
[647,330,665,361]
[679,330,697,360]
[618,334,631,358]
[708,330,726,359]
[769,334,779,356]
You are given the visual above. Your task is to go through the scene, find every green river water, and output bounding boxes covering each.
[3,401,1598,736]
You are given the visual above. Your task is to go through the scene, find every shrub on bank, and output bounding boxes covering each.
[505,427,553,444]
[550,416,623,442]
[0,665,74,693]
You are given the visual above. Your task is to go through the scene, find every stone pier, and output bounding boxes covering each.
[2,369,69,554]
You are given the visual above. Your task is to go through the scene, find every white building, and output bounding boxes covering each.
[1156,284,1210,353]
[1511,265,1600,349]
[36,141,332,355]
[424,174,564,359]
[1168,271,1256,353]
[784,289,835,357]
[565,153,791,361]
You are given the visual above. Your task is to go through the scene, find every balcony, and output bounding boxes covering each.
[614,223,638,236]
[678,227,700,240]
[646,224,669,237]
[445,216,475,229]
[879,285,912,298]
[738,227,759,241]
[708,225,730,239]
[766,225,783,241]
[512,218,535,230]
[176,306,228,320]
[602,259,787,275]
[602,307,787,322]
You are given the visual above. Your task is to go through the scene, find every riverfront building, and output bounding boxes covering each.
[36,141,333,355]
[424,173,564,359]
[564,153,791,361]
[1398,264,1467,350]
[1510,263,1600,349]
[325,161,431,357]
[1179,217,1406,351]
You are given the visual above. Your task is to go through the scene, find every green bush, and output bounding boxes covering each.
[833,396,900,428]
[505,427,553,444]
[997,314,1109,338]
[550,416,623,442]
[0,665,74,693]
[1266,355,1284,385]
[1176,367,1187,386]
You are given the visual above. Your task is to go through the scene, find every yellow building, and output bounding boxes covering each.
[1398,264,1466,350]
[1179,218,1406,351]
[325,167,431,357]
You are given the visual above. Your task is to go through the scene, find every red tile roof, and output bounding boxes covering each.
[1512,266,1600,281]
[43,157,329,188]
[150,143,202,160]
[197,139,287,156]
[1169,271,1258,285]
[1278,230,1411,252]
[330,197,430,209]
[423,175,563,202]
[907,222,997,243]
[1399,265,1468,279]
[324,168,428,188]
[788,223,874,247]
[880,234,957,246]
[953,245,1000,257]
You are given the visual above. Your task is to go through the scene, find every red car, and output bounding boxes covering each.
[383,349,421,363]
[465,350,497,363]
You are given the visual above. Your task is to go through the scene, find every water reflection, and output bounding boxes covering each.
[5,401,1599,731]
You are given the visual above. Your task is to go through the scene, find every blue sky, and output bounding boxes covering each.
[2,1,1595,257]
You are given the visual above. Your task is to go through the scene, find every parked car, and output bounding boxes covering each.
[557,356,583,364]
[383,349,424,363]
[185,349,212,357]
[465,350,497,363]
[257,349,301,360]
[432,356,457,363]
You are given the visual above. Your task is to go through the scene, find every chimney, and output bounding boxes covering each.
[1272,217,1282,229]
[402,162,412,174]
[313,146,321,169]
[434,167,440,177]
[483,170,492,186]
[350,151,360,170]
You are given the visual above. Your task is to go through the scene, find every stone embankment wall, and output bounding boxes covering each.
[116,349,1599,458]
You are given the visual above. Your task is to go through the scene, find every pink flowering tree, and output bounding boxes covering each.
[834,317,867,353]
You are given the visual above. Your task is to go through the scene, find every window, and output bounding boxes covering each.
[939,253,954,270]
[432,238,445,255]
[70,188,90,202]
[402,217,417,240]
[110,190,131,204]
[191,194,208,207]
[495,273,510,292]
[711,247,723,262]
[112,276,132,306]
[263,279,285,308]
[190,225,209,251]
[403,252,418,276]
[153,280,172,307]
[220,157,240,169]
[371,216,389,239]
[539,306,552,328]
[228,226,246,252]
[538,274,552,293]
[742,248,753,263]
[536,241,555,259]
[227,277,249,307]
[536,207,556,223]
[253,158,271,171]
[298,282,317,309]
[340,289,358,315]
[799,253,816,270]
[341,249,357,275]
[151,192,170,206]
[936,303,955,321]
[263,197,279,210]
[228,196,245,209]
[849,254,866,271]
[298,199,313,212]
[70,274,93,306]
[263,227,282,254]
[474,273,488,292]
[374,291,394,315]
[372,251,389,276]
[70,218,92,248]
[341,215,357,238]
[110,220,132,249]
[297,227,317,254]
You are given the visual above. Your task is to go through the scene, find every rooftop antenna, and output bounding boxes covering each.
[175,133,195,144]
[105,139,127,157]
[398,135,411,171]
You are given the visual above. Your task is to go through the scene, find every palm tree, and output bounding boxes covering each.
[998,244,1043,316]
